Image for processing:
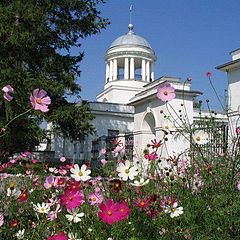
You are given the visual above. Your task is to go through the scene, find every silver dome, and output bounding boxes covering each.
[109,24,152,49]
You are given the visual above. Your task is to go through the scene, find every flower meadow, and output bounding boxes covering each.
[1,77,240,240]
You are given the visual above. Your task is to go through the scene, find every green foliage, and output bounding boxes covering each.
[0,0,109,154]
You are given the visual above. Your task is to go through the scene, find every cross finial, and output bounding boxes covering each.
[128,4,134,33]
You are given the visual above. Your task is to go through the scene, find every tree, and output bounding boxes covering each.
[0,0,109,156]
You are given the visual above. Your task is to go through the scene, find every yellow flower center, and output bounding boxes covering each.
[196,136,201,141]
[120,208,124,212]
[115,183,119,187]
[92,197,97,202]
[107,211,112,216]
[79,171,83,176]
[36,98,42,104]
[163,91,168,96]
[125,169,129,174]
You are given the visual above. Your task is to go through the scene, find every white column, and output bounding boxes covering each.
[130,57,135,79]
[150,62,154,82]
[124,57,129,79]
[113,58,118,80]
[146,60,150,82]
[105,62,110,83]
[109,60,113,81]
[141,59,146,81]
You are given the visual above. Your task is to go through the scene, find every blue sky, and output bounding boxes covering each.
[76,0,240,110]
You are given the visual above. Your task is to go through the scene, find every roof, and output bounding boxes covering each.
[216,58,240,71]
[109,24,152,50]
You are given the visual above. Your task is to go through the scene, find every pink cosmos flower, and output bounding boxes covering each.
[60,156,66,162]
[29,88,51,112]
[88,192,103,205]
[144,152,158,161]
[98,199,121,225]
[157,83,176,102]
[2,85,14,102]
[100,159,107,166]
[118,201,130,221]
[47,204,62,221]
[58,167,67,175]
[0,213,4,227]
[48,231,68,240]
[237,180,240,191]
[60,189,84,210]
[44,176,55,189]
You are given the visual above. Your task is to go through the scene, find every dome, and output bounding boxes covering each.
[109,24,152,49]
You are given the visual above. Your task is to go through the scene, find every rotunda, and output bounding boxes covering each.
[97,24,157,104]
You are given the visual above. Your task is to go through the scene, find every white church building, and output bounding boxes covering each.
[38,22,238,163]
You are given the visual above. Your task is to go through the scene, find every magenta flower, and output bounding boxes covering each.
[29,88,51,112]
[118,201,130,221]
[2,85,14,102]
[47,231,68,240]
[144,152,158,161]
[157,83,176,102]
[60,189,84,210]
[88,192,103,205]
[206,71,212,78]
[98,199,121,225]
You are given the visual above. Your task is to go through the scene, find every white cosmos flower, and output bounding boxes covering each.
[130,177,149,187]
[164,202,183,218]
[192,130,209,144]
[66,208,84,223]
[68,232,81,240]
[70,164,91,182]
[33,202,51,214]
[116,160,138,181]
[15,229,25,239]
[7,188,21,198]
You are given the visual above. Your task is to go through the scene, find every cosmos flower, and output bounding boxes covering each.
[157,83,176,102]
[134,197,151,209]
[98,199,121,225]
[2,85,14,102]
[15,229,25,239]
[192,130,209,145]
[88,192,103,205]
[7,188,21,198]
[47,204,62,221]
[66,179,81,193]
[164,202,183,218]
[9,219,18,228]
[131,178,150,187]
[206,72,212,78]
[47,231,68,240]
[65,208,84,223]
[109,179,122,193]
[118,201,130,221]
[70,164,91,182]
[44,176,56,189]
[33,202,51,214]
[60,156,66,162]
[29,88,51,112]
[18,190,29,202]
[144,152,158,161]
[0,213,3,227]
[116,160,138,181]
[68,232,81,240]
[60,189,84,210]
